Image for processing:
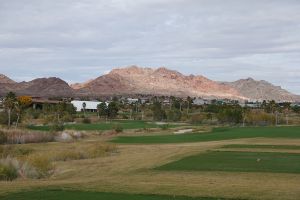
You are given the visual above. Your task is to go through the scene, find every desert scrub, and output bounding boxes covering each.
[0,145,34,158]
[82,118,91,124]
[53,150,85,161]
[86,143,118,158]
[112,124,123,133]
[160,124,170,130]
[26,154,54,178]
[0,130,7,144]
[0,158,18,181]
[53,143,118,161]
[50,123,65,132]
[2,129,55,144]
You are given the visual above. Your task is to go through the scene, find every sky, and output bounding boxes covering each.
[0,0,300,94]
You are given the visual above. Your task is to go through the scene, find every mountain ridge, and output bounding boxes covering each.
[1,66,299,101]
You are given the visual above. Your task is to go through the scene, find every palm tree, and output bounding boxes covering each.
[82,102,86,117]
[3,92,17,128]
[283,102,291,125]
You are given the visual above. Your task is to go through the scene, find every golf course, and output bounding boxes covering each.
[1,124,300,200]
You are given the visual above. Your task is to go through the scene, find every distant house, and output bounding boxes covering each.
[31,97,61,109]
[193,98,211,105]
[127,98,139,104]
[0,98,3,112]
[71,100,103,112]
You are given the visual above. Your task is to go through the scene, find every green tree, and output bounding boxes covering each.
[152,101,166,121]
[107,102,119,119]
[3,92,17,128]
[82,102,86,117]
[97,102,108,119]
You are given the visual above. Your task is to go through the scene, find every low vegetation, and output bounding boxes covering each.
[0,190,239,200]
[112,126,300,144]
[222,144,300,150]
[156,151,300,174]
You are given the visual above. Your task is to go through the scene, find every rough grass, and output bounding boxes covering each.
[112,126,300,144]
[222,144,300,150]
[1,137,300,200]
[156,151,300,174]
[28,120,176,131]
[0,189,240,200]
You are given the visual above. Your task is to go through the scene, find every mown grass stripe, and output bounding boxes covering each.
[112,126,300,144]
[156,151,300,174]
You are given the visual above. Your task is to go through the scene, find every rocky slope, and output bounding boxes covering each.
[222,78,300,102]
[75,66,246,99]
[0,76,74,97]
[0,74,16,84]
[1,67,299,101]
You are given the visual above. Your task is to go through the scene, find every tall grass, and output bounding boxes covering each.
[0,129,55,144]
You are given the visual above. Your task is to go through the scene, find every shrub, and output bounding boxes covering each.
[86,143,118,158]
[160,124,169,130]
[190,114,206,124]
[113,124,123,133]
[0,145,34,158]
[0,131,7,144]
[53,150,85,161]
[4,130,55,144]
[0,158,18,181]
[26,154,54,178]
[50,123,65,132]
[82,118,91,124]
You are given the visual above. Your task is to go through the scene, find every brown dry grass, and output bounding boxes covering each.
[0,137,300,200]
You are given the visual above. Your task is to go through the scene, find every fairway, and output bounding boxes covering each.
[28,120,169,131]
[1,190,239,200]
[112,126,300,144]
[156,151,300,174]
[222,144,300,150]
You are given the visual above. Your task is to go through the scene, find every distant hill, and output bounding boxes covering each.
[0,76,74,97]
[1,66,299,101]
[222,78,300,102]
[0,74,16,84]
[74,66,246,100]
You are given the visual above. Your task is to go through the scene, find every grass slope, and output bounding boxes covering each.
[1,190,240,200]
[157,151,300,174]
[222,144,300,150]
[28,120,169,131]
[112,126,300,144]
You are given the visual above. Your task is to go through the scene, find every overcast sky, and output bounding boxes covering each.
[0,0,300,94]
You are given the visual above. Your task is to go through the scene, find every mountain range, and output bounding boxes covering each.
[0,66,299,102]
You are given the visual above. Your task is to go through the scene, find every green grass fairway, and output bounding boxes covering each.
[1,190,240,200]
[112,126,300,144]
[28,120,171,131]
[156,151,300,174]
[222,144,300,150]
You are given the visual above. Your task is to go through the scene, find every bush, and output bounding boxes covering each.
[4,130,55,144]
[0,145,34,158]
[160,124,170,130]
[0,158,18,181]
[82,118,91,124]
[113,124,123,133]
[190,114,205,124]
[50,123,65,132]
[86,143,118,158]
[26,154,54,178]
[0,131,7,144]
[53,150,85,161]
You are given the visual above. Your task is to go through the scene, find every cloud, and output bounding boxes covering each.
[0,0,299,94]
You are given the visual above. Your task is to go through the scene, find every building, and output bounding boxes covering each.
[0,98,3,112]
[127,98,139,104]
[31,97,61,109]
[193,98,211,105]
[71,100,102,112]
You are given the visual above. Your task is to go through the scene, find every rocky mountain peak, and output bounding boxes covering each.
[0,74,16,84]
